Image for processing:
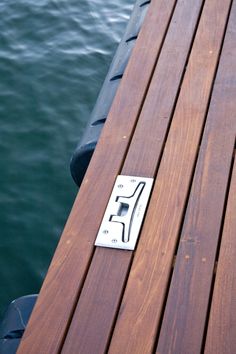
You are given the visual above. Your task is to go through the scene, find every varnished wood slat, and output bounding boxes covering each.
[61,0,205,352]
[17,0,177,353]
[108,0,232,353]
[204,164,236,354]
[157,2,236,353]
[63,248,131,354]
[123,0,204,177]
[204,26,236,354]
[61,250,133,354]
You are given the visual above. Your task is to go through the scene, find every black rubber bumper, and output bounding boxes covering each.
[0,295,37,354]
[70,0,151,187]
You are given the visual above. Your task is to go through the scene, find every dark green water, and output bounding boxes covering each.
[0,0,133,318]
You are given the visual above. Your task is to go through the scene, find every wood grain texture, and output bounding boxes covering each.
[157,2,236,353]
[61,0,205,352]
[204,10,236,354]
[108,0,232,353]
[204,163,236,354]
[123,0,204,177]
[17,0,177,353]
[62,249,132,354]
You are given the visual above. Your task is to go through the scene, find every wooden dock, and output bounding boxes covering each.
[18,0,236,353]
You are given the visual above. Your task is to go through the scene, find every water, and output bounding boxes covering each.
[0,0,133,318]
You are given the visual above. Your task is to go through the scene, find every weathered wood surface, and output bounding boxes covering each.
[205,161,236,354]
[204,3,236,352]
[17,0,236,353]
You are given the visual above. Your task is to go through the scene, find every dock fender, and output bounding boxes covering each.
[0,295,38,354]
[70,0,151,187]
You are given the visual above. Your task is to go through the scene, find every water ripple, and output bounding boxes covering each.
[0,0,133,317]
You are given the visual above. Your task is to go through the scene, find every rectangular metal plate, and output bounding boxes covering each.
[95,175,153,250]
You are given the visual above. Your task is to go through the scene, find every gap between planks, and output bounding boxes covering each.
[204,141,236,353]
[109,0,233,353]
[61,0,206,352]
[156,1,236,352]
[61,0,231,353]
[17,0,178,353]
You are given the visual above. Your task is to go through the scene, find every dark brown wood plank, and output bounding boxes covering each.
[204,161,236,354]
[157,2,236,353]
[108,0,232,353]
[17,1,177,353]
[122,0,204,177]
[63,248,132,354]
[61,0,206,352]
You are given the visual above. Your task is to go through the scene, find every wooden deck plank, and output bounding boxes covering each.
[17,0,177,353]
[61,0,205,352]
[108,0,232,353]
[205,164,236,354]
[122,0,204,177]
[62,248,132,354]
[157,2,236,353]
[204,17,236,354]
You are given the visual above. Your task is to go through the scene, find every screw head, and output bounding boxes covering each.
[103,230,109,234]
[112,239,117,243]
[118,184,123,189]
